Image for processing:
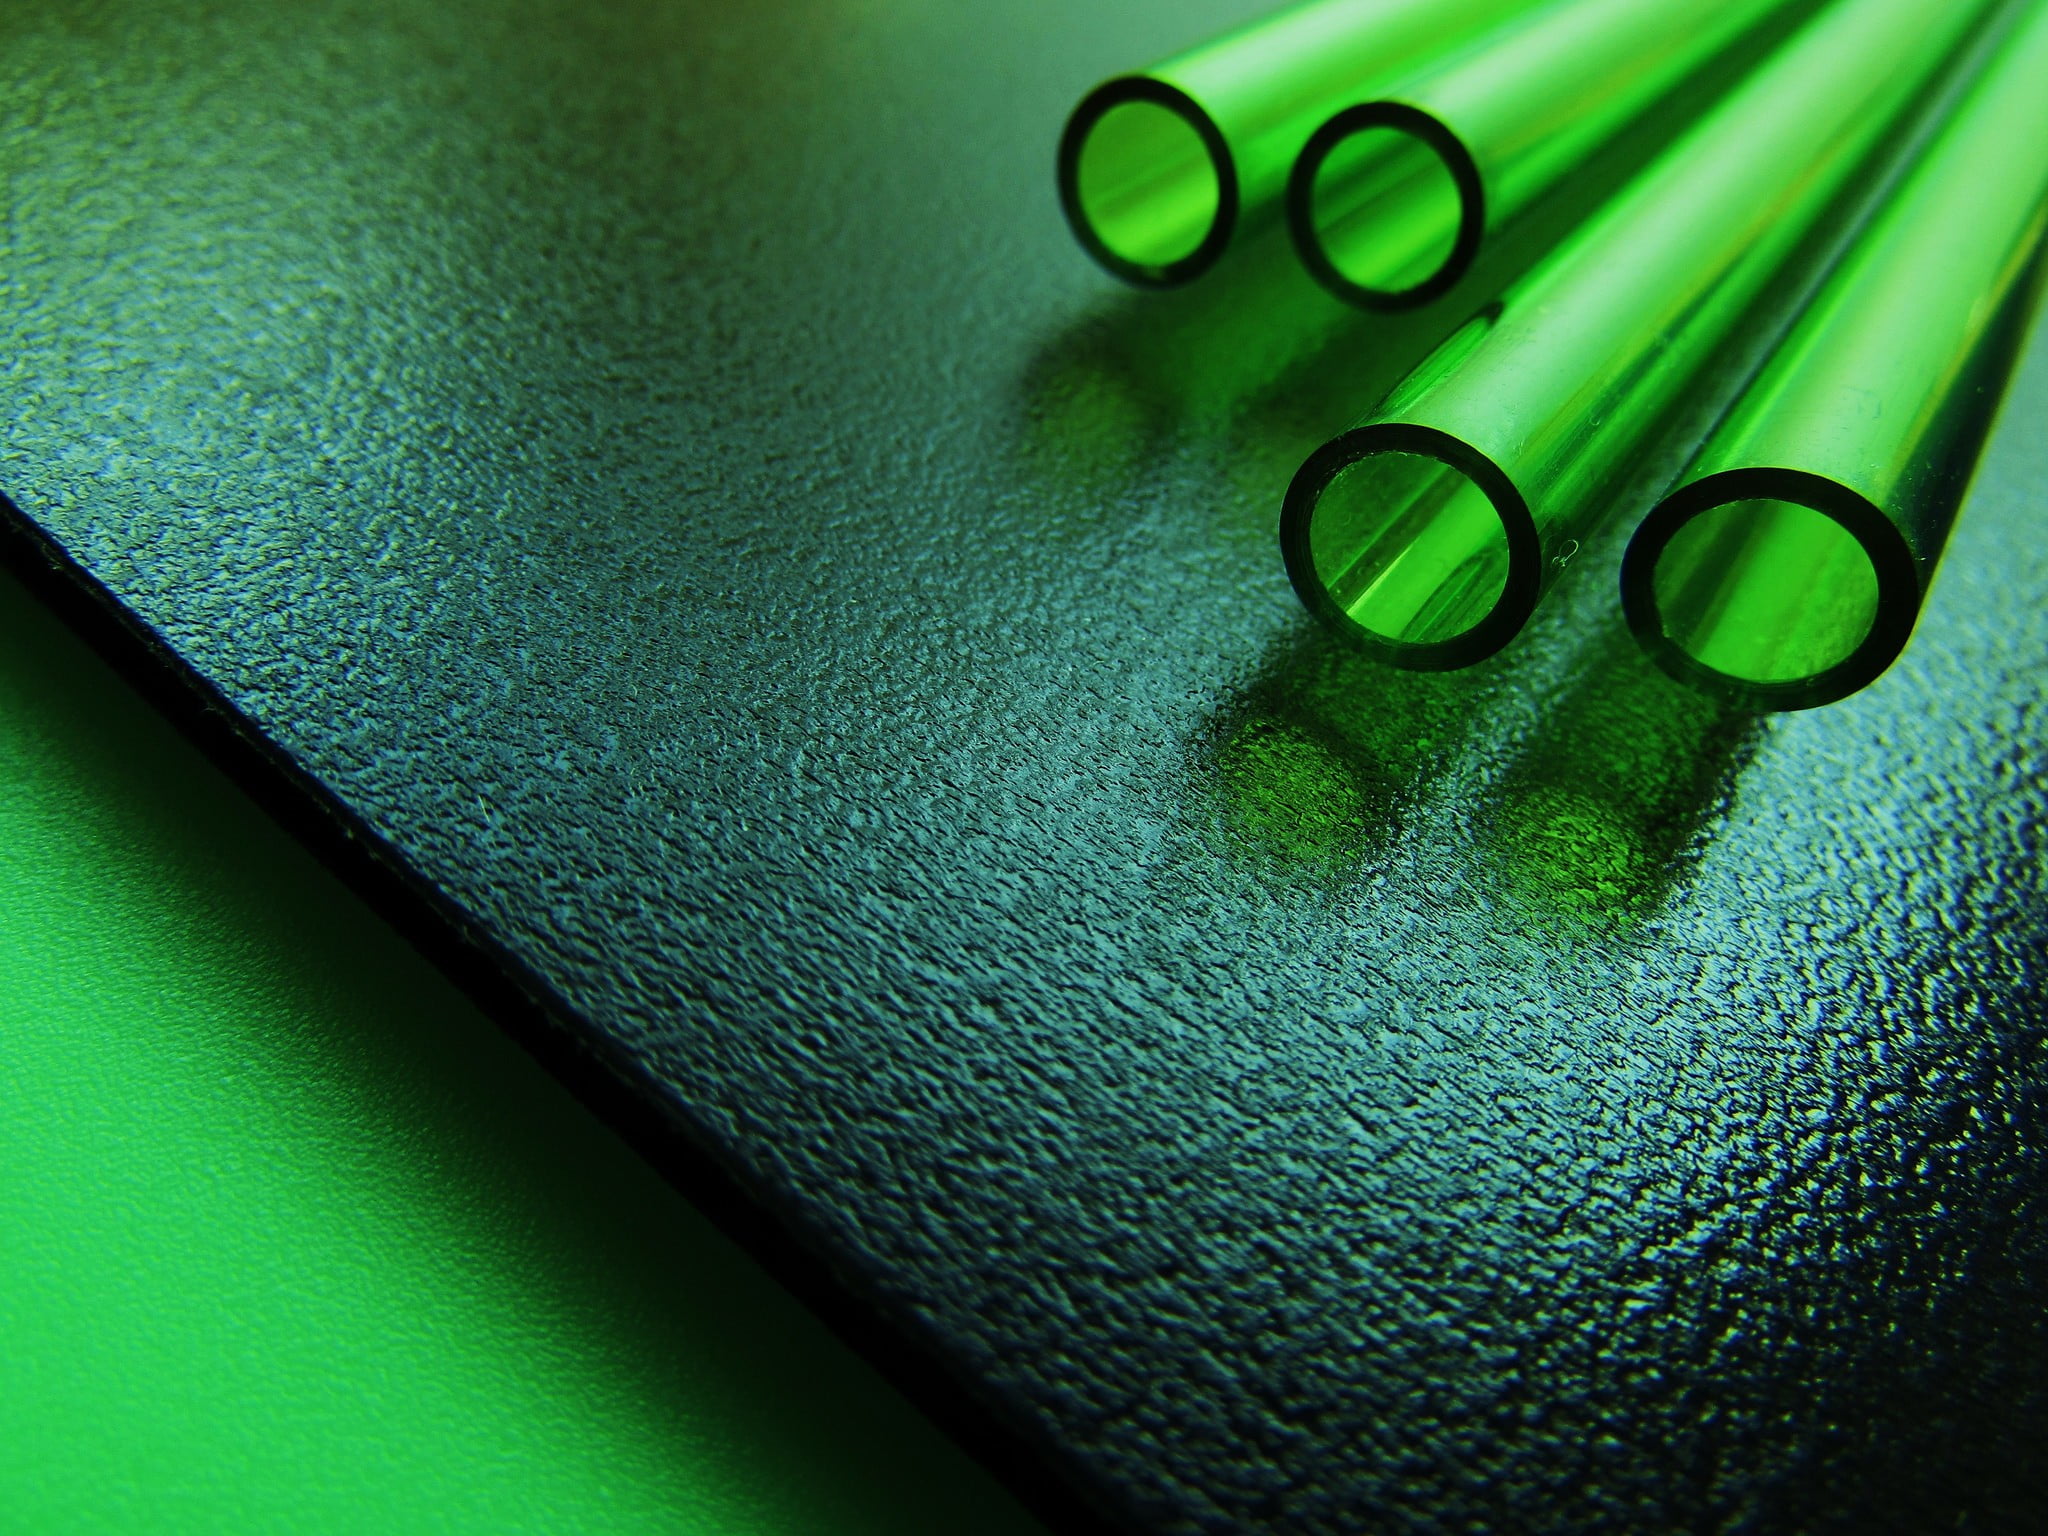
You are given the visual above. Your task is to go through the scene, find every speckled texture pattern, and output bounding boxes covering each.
[3,1,2046,1529]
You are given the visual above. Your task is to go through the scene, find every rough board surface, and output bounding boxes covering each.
[3,1,2045,1528]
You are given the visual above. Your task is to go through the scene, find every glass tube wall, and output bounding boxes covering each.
[1287,0,1818,309]
[1621,1,2048,710]
[1278,0,2003,669]
[1058,0,1541,285]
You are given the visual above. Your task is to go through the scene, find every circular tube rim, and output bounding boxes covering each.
[1288,102,1485,312]
[1057,75,1238,288]
[1621,467,1922,711]
[1280,422,1541,671]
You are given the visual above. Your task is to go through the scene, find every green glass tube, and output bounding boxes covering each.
[1620,3,2048,711]
[1279,0,2002,670]
[1057,0,1541,287]
[1287,0,1817,309]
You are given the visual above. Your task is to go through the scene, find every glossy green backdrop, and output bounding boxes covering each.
[0,567,1039,1535]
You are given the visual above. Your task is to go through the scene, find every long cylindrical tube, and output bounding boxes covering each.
[1619,3,2048,711]
[1057,0,1543,287]
[1287,0,1819,309]
[1278,0,2004,670]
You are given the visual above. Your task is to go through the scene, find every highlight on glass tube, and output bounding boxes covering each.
[1057,0,1539,286]
[1288,0,1817,309]
[1622,0,2048,711]
[1279,0,2003,670]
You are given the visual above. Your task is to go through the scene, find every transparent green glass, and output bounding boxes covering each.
[1056,0,1541,286]
[1622,1,2048,711]
[1280,0,2003,670]
[1288,0,1819,309]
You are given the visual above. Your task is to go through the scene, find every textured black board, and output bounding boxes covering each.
[5,1,2048,1529]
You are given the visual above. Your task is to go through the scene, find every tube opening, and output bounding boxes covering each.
[1305,449,1512,649]
[1292,107,1479,309]
[1069,95,1223,277]
[1650,498,1879,685]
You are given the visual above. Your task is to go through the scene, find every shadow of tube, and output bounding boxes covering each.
[1016,225,1458,507]
[1196,619,1509,869]
[1481,626,1767,925]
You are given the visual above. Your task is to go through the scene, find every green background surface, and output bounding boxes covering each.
[0,564,1042,1534]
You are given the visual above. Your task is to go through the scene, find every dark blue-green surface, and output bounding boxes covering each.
[4,1,2046,1528]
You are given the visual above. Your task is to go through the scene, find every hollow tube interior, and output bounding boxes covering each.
[1650,498,1879,684]
[1307,449,1511,647]
[1073,99,1221,271]
[1308,125,1464,296]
